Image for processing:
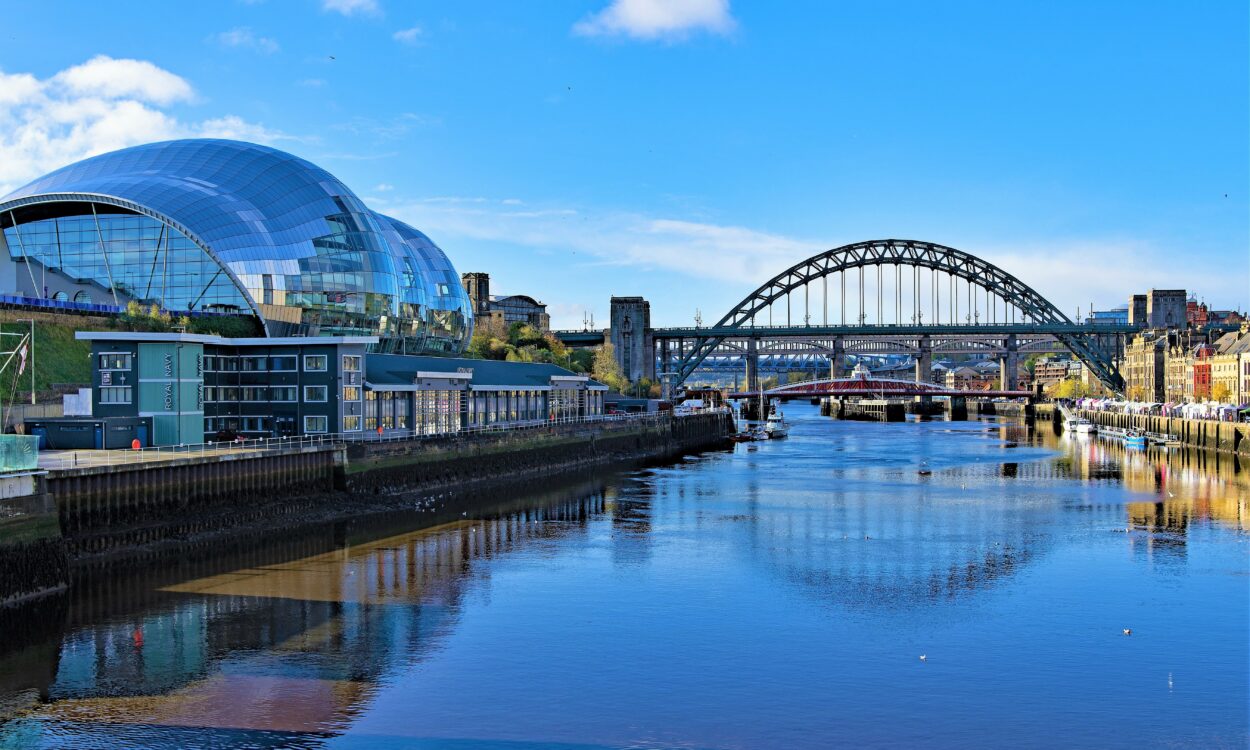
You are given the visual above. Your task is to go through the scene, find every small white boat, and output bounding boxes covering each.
[1072,419,1097,434]
[765,411,790,439]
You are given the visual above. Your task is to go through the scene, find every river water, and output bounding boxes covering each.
[0,405,1246,749]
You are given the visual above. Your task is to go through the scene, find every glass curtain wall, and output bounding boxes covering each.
[3,212,251,312]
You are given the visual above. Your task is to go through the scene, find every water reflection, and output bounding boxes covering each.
[0,407,1245,749]
[0,482,610,747]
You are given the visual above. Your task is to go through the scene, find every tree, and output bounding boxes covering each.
[543,333,572,369]
[569,349,595,374]
[592,343,628,392]
[1048,377,1088,400]
[1212,382,1232,403]
[465,317,510,360]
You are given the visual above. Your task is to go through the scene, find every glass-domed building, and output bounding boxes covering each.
[0,139,472,354]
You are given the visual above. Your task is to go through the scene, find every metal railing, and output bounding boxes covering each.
[36,408,730,471]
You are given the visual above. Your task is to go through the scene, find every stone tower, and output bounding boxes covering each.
[609,296,654,383]
[461,272,491,318]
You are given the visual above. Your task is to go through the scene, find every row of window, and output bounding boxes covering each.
[206,416,328,434]
[99,386,132,404]
[204,385,326,403]
[205,354,320,372]
[98,352,360,375]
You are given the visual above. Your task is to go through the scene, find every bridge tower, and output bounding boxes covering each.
[999,334,1019,391]
[610,296,655,383]
[914,335,932,384]
[746,337,760,392]
[830,337,845,379]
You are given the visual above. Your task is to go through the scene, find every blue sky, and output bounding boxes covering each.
[2,0,1246,327]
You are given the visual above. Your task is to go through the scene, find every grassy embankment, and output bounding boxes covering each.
[0,309,261,403]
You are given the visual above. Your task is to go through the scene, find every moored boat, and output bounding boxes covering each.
[765,411,790,439]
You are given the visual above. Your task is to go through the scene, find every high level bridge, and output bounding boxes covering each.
[554,240,1139,395]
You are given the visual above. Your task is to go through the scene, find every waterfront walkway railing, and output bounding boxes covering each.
[36,408,731,471]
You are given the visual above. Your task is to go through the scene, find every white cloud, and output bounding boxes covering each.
[299,78,326,87]
[323,0,379,17]
[53,55,194,105]
[574,0,736,41]
[0,57,286,195]
[392,26,423,44]
[374,183,394,191]
[214,27,280,54]
[385,196,811,287]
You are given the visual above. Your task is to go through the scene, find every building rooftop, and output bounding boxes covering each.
[365,353,607,390]
[75,332,380,346]
[1213,328,1250,355]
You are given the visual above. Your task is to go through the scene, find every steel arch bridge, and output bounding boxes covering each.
[666,239,1129,392]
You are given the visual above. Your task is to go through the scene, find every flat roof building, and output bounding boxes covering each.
[57,331,606,448]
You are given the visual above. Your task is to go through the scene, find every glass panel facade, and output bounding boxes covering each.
[0,139,474,354]
[3,213,250,313]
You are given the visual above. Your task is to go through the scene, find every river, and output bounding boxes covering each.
[0,404,1246,749]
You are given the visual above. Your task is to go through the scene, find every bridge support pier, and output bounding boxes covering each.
[914,334,933,406]
[946,395,968,421]
[914,335,932,384]
[830,337,846,379]
[659,338,672,400]
[746,337,760,393]
[999,334,1019,391]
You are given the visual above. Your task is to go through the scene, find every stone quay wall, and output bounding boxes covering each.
[3,412,733,601]
[1074,409,1249,455]
[0,476,68,607]
[342,411,733,497]
[48,446,343,562]
[821,399,907,422]
[969,400,1034,418]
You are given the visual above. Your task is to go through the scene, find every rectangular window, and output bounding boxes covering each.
[98,352,132,370]
[304,355,328,372]
[271,386,297,402]
[220,387,239,402]
[304,415,328,433]
[203,387,217,403]
[343,415,362,431]
[342,355,362,372]
[99,386,132,404]
[241,356,267,372]
[241,387,267,401]
[203,356,217,372]
[342,386,360,401]
[218,357,239,372]
[270,355,297,372]
[304,385,328,402]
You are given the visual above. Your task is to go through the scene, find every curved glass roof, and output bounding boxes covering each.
[0,139,473,354]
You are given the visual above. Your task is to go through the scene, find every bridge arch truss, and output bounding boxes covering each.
[671,239,1125,391]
